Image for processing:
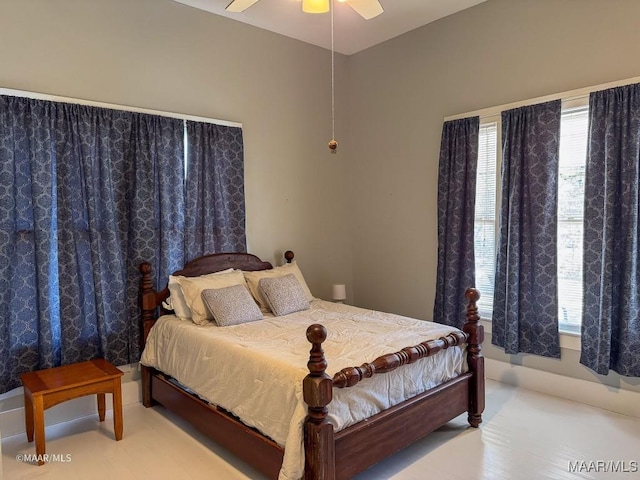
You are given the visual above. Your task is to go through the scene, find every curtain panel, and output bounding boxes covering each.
[0,97,60,385]
[0,97,185,392]
[491,100,561,358]
[434,116,479,329]
[53,105,186,367]
[581,84,640,376]
[184,121,246,261]
[0,96,245,393]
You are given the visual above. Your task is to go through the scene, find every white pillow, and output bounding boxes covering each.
[243,261,313,312]
[258,274,309,316]
[168,268,234,319]
[201,285,264,327]
[177,270,248,325]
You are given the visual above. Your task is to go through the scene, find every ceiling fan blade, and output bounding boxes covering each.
[225,0,261,13]
[346,0,383,19]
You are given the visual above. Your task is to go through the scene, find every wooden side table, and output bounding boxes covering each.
[20,358,124,465]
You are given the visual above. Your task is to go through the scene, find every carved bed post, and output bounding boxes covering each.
[303,324,336,480]
[139,262,156,408]
[462,287,484,427]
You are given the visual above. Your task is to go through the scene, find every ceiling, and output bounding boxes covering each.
[173,0,488,55]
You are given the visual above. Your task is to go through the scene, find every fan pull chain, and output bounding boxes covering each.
[328,0,338,154]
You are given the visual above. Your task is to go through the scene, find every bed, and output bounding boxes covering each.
[138,251,484,480]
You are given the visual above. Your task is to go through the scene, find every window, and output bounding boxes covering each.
[0,89,246,394]
[474,121,498,318]
[474,104,588,333]
[557,105,588,333]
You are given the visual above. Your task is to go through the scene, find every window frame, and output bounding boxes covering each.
[474,101,589,335]
[556,99,589,334]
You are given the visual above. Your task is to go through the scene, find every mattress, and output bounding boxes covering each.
[140,299,467,480]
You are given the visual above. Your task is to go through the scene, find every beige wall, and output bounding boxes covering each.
[347,0,640,391]
[0,0,353,301]
[1,0,639,396]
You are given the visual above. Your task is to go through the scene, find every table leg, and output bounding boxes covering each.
[97,393,106,422]
[112,378,123,441]
[24,391,34,442]
[33,395,45,466]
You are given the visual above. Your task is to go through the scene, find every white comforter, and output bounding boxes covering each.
[140,300,466,480]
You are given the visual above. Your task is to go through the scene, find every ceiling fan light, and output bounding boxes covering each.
[302,0,330,14]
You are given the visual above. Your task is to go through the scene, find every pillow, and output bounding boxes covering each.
[243,261,313,311]
[177,270,248,325]
[167,268,234,319]
[258,274,310,316]
[201,285,264,327]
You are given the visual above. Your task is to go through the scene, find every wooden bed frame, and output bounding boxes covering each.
[139,251,484,480]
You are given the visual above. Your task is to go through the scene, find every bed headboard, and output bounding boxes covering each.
[138,251,293,346]
[172,252,274,277]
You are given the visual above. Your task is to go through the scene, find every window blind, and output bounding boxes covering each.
[474,122,498,317]
[557,106,588,332]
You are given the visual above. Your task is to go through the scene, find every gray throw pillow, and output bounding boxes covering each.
[258,273,310,316]
[201,284,263,327]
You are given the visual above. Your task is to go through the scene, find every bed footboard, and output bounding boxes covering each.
[303,287,484,479]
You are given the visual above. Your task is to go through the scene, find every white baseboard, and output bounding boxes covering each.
[486,358,640,418]
[0,378,141,439]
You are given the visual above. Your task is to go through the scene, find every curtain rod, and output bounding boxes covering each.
[445,75,640,122]
[0,87,242,128]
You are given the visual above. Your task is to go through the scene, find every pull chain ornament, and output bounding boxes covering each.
[328,0,337,154]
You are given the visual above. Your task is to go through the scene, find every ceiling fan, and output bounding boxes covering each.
[225,0,384,20]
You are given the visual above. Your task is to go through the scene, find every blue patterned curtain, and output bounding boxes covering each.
[0,96,184,393]
[434,116,479,328]
[126,113,186,357]
[0,97,60,385]
[492,101,561,357]
[581,84,640,376]
[184,121,246,261]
